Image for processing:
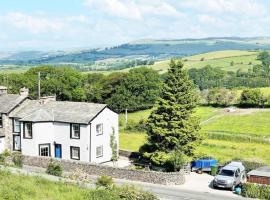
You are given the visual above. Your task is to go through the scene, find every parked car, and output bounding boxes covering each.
[213,161,246,191]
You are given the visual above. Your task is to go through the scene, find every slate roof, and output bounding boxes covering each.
[248,166,270,178]
[10,99,107,124]
[0,94,27,114]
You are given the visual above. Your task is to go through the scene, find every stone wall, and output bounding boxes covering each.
[23,155,185,185]
[0,114,13,150]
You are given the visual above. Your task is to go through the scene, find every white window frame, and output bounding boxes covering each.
[96,145,103,158]
[24,122,32,139]
[39,144,50,157]
[13,118,21,133]
[70,146,80,160]
[96,123,103,136]
[70,124,80,139]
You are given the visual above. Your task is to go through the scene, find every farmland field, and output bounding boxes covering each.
[148,50,261,73]
[119,106,270,164]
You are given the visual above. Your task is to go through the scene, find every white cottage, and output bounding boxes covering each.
[0,92,118,164]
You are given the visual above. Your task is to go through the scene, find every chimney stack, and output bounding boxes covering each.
[20,87,29,97]
[39,96,56,104]
[0,86,7,95]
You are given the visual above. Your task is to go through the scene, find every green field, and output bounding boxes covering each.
[149,50,261,73]
[119,106,270,164]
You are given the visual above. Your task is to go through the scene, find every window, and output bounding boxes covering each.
[70,124,80,139]
[13,135,21,151]
[0,114,2,127]
[96,145,103,158]
[23,122,32,139]
[39,144,51,157]
[70,146,80,160]
[96,124,103,136]
[13,119,20,133]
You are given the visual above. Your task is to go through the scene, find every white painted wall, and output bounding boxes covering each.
[90,107,119,163]
[0,137,5,153]
[21,122,91,162]
[54,122,90,161]
[21,122,54,157]
[20,107,118,164]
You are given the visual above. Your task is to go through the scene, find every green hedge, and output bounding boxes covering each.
[207,132,270,144]
[242,183,270,199]
[241,160,266,173]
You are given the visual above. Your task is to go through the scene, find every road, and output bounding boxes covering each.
[113,177,245,200]
[3,165,246,200]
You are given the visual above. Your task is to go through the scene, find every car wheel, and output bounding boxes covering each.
[231,185,235,191]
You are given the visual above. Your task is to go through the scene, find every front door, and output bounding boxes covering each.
[55,144,62,158]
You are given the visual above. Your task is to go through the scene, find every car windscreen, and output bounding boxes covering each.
[219,169,234,176]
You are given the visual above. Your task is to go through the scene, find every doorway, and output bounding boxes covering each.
[54,144,62,158]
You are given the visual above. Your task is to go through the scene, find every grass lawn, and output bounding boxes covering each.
[119,106,270,164]
[197,139,270,164]
[0,170,116,200]
[201,111,270,137]
[120,132,146,152]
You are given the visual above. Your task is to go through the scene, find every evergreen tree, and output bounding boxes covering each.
[143,59,202,166]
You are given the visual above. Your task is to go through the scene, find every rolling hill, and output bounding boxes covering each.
[1,37,270,67]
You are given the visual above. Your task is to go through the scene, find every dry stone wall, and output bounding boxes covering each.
[23,155,185,185]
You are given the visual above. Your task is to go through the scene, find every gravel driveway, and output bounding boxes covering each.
[175,172,243,198]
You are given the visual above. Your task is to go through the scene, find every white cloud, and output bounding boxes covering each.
[182,0,267,17]
[0,12,91,34]
[2,12,65,34]
[84,0,183,20]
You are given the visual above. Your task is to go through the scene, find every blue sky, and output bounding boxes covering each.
[1,0,270,51]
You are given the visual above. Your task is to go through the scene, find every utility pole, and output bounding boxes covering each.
[38,72,41,100]
[125,108,128,128]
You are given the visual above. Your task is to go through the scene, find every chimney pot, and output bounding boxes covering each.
[20,87,29,97]
[0,86,7,95]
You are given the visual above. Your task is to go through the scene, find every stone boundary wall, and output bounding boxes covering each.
[23,155,185,185]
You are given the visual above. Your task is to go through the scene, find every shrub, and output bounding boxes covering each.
[46,160,62,176]
[241,159,266,172]
[242,183,270,199]
[240,89,265,107]
[12,152,23,167]
[115,185,158,200]
[0,150,12,165]
[0,154,5,164]
[96,176,114,189]
[84,189,121,200]
[167,151,187,172]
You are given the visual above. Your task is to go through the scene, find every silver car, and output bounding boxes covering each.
[213,161,246,191]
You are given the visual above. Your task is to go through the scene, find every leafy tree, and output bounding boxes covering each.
[106,67,161,112]
[142,60,202,168]
[240,88,265,107]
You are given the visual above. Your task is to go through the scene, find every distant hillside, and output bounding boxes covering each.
[0,37,270,67]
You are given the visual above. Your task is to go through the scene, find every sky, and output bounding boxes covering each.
[1,0,270,51]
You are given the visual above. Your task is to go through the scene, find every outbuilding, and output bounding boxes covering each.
[247,166,270,185]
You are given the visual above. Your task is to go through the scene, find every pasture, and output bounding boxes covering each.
[119,106,270,164]
[148,50,260,73]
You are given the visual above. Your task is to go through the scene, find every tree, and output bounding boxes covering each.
[106,67,162,112]
[240,88,265,108]
[142,60,202,168]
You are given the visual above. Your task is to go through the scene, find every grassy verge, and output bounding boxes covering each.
[0,169,157,200]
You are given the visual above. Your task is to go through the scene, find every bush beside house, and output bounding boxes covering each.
[242,183,270,199]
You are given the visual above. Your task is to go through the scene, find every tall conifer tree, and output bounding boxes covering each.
[144,59,202,165]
